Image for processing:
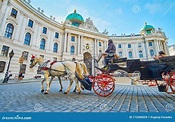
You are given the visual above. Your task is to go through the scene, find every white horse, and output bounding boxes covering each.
[29,55,84,94]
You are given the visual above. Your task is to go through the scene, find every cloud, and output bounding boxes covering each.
[91,17,111,32]
[144,3,162,15]
[115,8,123,15]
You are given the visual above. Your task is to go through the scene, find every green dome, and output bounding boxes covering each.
[141,22,155,31]
[66,10,84,26]
[141,22,155,34]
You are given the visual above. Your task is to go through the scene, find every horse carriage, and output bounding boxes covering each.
[81,55,175,97]
[29,55,175,97]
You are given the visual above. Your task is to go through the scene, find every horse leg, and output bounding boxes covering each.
[44,74,50,94]
[58,76,63,92]
[41,78,45,93]
[73,82,77,92]
[76,80,81,94]
[49,76,54,87]
[64,79,73,94]
[73,82,84,92]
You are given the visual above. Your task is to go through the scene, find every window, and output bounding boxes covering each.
[118,44,122,48]
[138,43,142,48]
[70,45,75,54]
[11,8,18,18]
[149,42,153,46]
[43,27,47,34]
[22,51,29,60]
[19,64,26,74]
[128,43,131,48]
[28,19,33,28]
[150,49,154,57]
[71,36,75,42]
[139,50,143,58]
[55,32,59,39]
[128,51,133,58]
[0,61,6,73]
[40,39,46,50]
[24,32,31,45]
[99,42,102,46]
[53,43,58,52]
[119,51,122,58]
[4,23,14,39]
[1,45,9,57]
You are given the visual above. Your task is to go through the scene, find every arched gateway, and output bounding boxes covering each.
[83,52,92,75]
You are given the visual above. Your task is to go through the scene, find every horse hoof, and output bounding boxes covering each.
[41,90,44,93]
[78,92,81,94]
[59,90,62,92]
[44,91,48,94]
[64,92,68,94]
[73,90,76,92]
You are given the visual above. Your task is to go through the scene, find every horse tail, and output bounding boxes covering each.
[81,62,89,76]
[75,62,84,80]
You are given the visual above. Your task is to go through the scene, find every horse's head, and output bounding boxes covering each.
[29,55,37,68]
[29,55,44,68]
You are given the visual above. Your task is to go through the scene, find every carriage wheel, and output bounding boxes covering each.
[92,74,115,97]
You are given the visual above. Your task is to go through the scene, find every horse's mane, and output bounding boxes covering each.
[75,62,83,80]
[81,62,89,76]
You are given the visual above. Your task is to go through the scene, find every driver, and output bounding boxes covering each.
[97,39,118,69]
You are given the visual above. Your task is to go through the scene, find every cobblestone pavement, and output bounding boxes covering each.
[0,80,175,112]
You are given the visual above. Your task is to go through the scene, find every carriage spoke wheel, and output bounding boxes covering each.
[92,74,115,97]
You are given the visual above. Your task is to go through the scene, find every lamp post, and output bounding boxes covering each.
[2,50,14,83]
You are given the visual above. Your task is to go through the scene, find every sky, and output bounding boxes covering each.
[30,0,175,46]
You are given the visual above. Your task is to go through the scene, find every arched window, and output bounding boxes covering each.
[4,23,14,39]
[128,51,132,58]
[139,50,143,58]
[118,44,122,48]
[53,43,58,52]
[40,39,46,50]
[70,45,75,54]
[150,49,154,57]
[128,43,131,48]
[119,51,122,57]
[24,32,31,45]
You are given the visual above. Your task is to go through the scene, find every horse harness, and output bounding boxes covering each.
[39,60,77,77]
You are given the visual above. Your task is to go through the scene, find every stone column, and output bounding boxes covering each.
[67,33,71,53]
[32,22,39,46]
[19,15,28,43]
[63,32,67,52]
[77,35,80,54]
[80,36,84,54]
[96,39,99,56]
[14,13,23,41]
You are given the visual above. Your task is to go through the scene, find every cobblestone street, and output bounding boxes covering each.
[0,80,175,112]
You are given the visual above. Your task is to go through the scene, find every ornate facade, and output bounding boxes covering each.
[0,0,169,81]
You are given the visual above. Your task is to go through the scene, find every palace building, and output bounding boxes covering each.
[0,0,169,80]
